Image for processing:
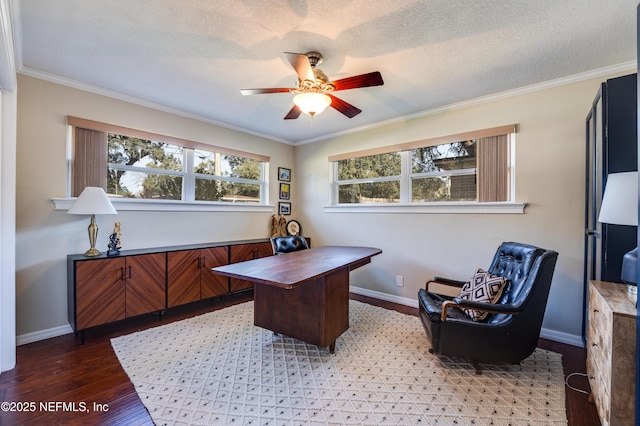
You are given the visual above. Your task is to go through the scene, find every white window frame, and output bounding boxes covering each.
[326,126,525,214]
[52,118,272,213]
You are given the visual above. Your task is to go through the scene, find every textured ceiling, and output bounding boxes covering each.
[13,0,638,144]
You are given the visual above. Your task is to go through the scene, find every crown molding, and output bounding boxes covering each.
[17,65,294,146]
[16,58,636,147]
[295,61,637,145]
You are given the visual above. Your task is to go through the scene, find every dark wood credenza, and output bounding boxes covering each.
[67,238,289,340]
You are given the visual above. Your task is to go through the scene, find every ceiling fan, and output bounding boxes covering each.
[240,52,384,120]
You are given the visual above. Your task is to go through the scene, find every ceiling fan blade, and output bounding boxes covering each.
[284,105,302,120]
[332,71,384,91]
[284,52,314,82]
[328,94,362,118]
[240,88,293,96]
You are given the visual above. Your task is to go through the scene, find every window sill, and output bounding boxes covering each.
[52,198,275,213]
[324,202,526,214]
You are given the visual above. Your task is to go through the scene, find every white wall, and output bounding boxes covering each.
[1,88,17,371]
[15,75,294,340]
[0,0,17,372]
[295,73,633,346]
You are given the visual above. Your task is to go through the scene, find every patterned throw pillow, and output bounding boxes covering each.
[457,268,508,321]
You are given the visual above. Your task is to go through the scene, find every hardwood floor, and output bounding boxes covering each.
[0,291,601,425]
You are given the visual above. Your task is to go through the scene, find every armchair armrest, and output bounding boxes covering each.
[441,298,522,322]
[426,276,466,291]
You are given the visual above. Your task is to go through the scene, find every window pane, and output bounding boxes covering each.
[411,141,476,173]
[338,152,400,180]
[412,175,476,202]
[338,181,400,203]
[195,178,260,203]
[194,150,261,180]
[225,155,261,180]
[108,169,182,199]
[108,134,183,171]
[193,149,218,175]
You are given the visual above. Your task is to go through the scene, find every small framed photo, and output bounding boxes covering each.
[279,183,290,200]
[278,167,291,182]
[278,202,291,215]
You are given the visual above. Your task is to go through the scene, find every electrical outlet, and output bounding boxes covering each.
[396,275,404,287]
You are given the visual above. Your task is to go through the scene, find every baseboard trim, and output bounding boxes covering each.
[539,327,584,348]
[350,286,419,308]
[16,324,73,346]
[349,285,584,348]
[18,289,584,348]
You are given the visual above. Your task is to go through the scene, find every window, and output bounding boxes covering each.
[337,152,401,203]
[330,125,515,206]
[108,135,185,200]
[410,141,477,202]
[68,117,268,206]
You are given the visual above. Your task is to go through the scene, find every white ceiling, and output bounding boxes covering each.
[12,0,639,144]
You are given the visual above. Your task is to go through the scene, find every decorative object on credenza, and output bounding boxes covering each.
[107,222,122,256]
[67,186,117,257]
[287,220,301,236]
[278,215,287,237]
[278,167,291,182]
[278,202,291,216]
[269,214,279,237]
[598,171,638,295]
[279,182,290,200]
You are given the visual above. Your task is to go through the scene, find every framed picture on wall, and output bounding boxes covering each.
[279,202,291,215]
[279,183,290,200]
[278,167,291,182]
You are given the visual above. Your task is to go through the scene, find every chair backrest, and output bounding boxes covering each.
[488,242,544,305]
[486,241,558,325]
[270,236,309,255]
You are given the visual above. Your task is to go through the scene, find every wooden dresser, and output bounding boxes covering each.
[586,280,637,426]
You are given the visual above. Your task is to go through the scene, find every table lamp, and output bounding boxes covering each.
[598,171,638,295]
[67,187,117,257]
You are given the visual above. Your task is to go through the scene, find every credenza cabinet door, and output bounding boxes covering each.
[75,257,126,330]
[167,250,201,308]
[229,242,273,292]
[201,246,229,299]
[125,253,166,317]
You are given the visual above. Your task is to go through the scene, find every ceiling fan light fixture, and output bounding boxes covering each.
[293,92,331,117]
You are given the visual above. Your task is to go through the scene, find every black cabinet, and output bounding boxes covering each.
[584,73,637,336]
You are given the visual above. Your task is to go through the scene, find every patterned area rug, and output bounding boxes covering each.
[111,300,567,425]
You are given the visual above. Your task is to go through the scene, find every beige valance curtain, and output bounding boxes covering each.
[328,124,516,162]
[67,116,269,162]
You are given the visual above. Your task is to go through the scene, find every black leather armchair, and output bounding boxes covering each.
[418,242,558,367]
[270,235,309,255]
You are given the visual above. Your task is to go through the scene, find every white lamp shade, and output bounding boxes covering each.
[67,187,117,215]
[293,93,331,116]
[598,171,638,226]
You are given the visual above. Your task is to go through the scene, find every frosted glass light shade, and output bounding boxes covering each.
[598,172,638,226]
[293,93,331,116]
[68,187,117,215]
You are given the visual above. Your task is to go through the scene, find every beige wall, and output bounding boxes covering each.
[15,70,634,345]
[295,72,633,344]
[15,75,294,338]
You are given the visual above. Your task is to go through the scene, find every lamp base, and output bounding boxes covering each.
[83,247,101,257]
[628,284,637,305]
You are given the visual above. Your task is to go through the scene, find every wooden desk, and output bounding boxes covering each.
[211,246,382,352]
